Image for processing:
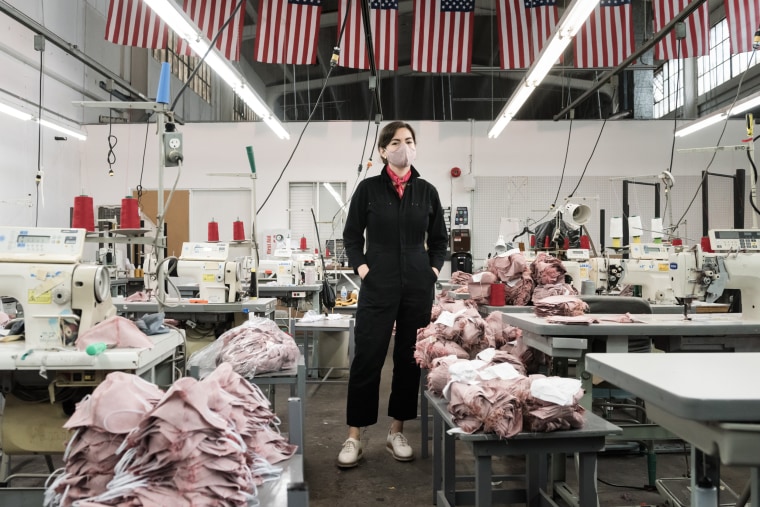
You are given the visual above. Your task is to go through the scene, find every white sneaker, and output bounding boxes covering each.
[337,437,363,468]
[386,431,414,462]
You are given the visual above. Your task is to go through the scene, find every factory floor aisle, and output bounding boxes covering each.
[298,342,753,507]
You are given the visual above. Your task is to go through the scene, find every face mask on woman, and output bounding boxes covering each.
[385,143,416,168]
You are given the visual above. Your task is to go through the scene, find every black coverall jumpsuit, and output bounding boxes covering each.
[343,166,449,427]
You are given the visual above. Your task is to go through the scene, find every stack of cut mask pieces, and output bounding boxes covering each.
[45,363,296,507]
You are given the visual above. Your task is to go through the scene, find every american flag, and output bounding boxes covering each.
[254,0,322,64]
[105,0,168,48]
[496,0,558,69]
[724,0,760,54]
[338,0,398,71]
[177,0,245,60]
[653,0,709,60]
[574,0,634,68]
[412,0,475,73]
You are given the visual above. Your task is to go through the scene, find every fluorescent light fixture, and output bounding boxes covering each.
[674,113,728,137]
[38,118,88,141]
[143,0,289,140]
[675,90,760,137]
[0,102,32,121]
[0,99,87,140]
[488,0,601,138]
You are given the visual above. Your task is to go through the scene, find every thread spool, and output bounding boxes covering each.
[628,215,643,243]
[700,236,713,253]
[489,283,506,306]
[207,220,219,242]
[120,197,140,229]
[580,235,590,250]
[156,62,171,104]
[72,195,95,231]
[232,219,245,241]
[610,216,623,248]
[300,236,307,250]
[563,237,570,250]
[651,218,664,244]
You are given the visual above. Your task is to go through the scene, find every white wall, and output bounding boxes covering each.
[2,112,753,236]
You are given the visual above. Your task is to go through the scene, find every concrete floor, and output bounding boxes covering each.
[293,345,752,507]
[3,344,753,507]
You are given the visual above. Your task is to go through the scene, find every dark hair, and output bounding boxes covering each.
[378,121,416,163]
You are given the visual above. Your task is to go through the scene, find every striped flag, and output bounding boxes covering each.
[653,0,709,60]
[177,0,245,60]
[412,0,475,73]
[724,0,760,54]
[337,0,399,71]
[254,0,322,64]
[105,0,168,48]
[496,0,558,69]
[574,0,634,68]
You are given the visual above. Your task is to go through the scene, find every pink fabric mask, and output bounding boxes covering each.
[386,143,416,168]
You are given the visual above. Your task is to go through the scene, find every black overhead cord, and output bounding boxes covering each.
[567,117,607,199]
[169,0,244,112]
[671,48,759,233]
[257,2,376,214]
[359,0,383,120]
[107,86,117,177]
[34,35,44,227]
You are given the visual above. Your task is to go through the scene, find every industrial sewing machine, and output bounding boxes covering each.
[176,242,240,302]
[621,243,677,305]
[0,227,116,349]
[669,229,760,320]
[563,248,592,293]
[587,256,624,294]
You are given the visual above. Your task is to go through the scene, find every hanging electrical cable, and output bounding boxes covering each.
[106,84,117,177]
[256,3,355,214]
[169,0,243,113]
[34,34,44,227]
[671,48,758,234]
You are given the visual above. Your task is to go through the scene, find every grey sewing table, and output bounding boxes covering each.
[501,313,760,409]
[257,283,322,311]
[478,303,683,315]
[113,297,276,321]
[289,317,355,383]
[586,352,760,507]
[426,391,621,507]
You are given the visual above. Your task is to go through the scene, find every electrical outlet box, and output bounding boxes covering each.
[163,132,183,167]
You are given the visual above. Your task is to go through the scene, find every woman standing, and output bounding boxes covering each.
[338,121,449,468]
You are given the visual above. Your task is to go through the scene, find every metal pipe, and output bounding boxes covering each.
[0,0,148,102]
[553,0,708,121]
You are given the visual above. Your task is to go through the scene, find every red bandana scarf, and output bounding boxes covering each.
[386,166,411,199]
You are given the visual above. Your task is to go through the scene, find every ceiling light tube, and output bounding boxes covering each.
[674,112,727,137]
[730,91,760,116]
[143,0,289,140]
[0,102,33,121]
[488,0,601,138]
[38,118,88,140]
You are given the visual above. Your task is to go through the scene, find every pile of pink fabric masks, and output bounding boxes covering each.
[485,250,534,306]
[533,295,589,317]
[45,372,164,507]
[530,252,578,303]
[217,318,300,376]
[449,270,474,285]
[45,363,296,507]
[188,318,300,379]
[415,304,521,369]
[427,351,585,438]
